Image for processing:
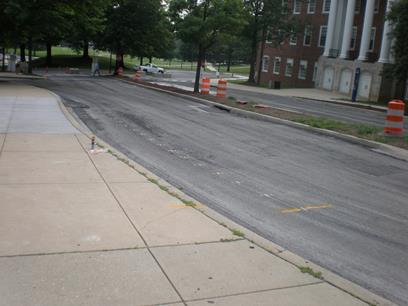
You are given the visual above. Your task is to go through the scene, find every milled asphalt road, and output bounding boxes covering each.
[13,76,408,305]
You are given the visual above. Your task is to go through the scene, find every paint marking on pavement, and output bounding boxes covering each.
[281,208,303,213]
[169,203,203,209]
[169,204,187,209]
[280,203,332,214]
[303,203,332,210]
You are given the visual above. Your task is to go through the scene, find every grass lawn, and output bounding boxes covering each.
[16,46,249,74]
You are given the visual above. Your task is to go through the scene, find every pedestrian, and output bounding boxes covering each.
[92,57,101,77]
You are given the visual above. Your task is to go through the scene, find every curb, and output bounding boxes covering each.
[118,77,408,163]
[50,85,396,306]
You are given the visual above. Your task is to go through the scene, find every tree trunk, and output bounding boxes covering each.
[82,40,89,58]
[1,48,5,72]
[248,3,260,84]
[28,36,33,74]
[256,27,267,85]
[227,49,232,72]
[140,56,143,65]
[115,52,124,74]
[149,55,152,63]
[46,43,52,66]
[194,45,205,93]
[109,51,113,74]
[20,44,26,62]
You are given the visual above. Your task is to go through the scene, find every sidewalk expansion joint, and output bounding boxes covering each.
[180,281,324,304]
[0,246,147,259]
[74,134,188,306]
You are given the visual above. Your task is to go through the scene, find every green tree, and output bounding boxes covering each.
[66,0,111,59]
[244,0,299,84]
[4,0,74,71]
[206,35,251,72]
[97,0,171,72]
[0,0,15,71]
[170,0,245,93]
[387,0,408,85]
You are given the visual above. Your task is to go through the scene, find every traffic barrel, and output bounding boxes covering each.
[216,79,227,98]
[116,67,123,76]
[200,77,210,95]
[384,100,405,135]
[133,69,142,81]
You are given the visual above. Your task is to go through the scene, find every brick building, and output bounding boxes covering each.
[256,0,405,102]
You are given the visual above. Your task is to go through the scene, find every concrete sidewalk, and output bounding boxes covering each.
[0,84,373,305]
[227,83,388,112]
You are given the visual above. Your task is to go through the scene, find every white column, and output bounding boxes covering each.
[358,0,375,61]
[323,0,339,57]
[378,0,394,63]
[339,0,356,59]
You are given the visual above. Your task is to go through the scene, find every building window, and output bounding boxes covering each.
[374,0,379,13]
[273,57,281,75]
[262,56,269,72]
[312,63,318,82]
[289,33,297,45]
[350,26,357,50]
[303,26,312,46]
[293,0,301,14]
[298,60,308,80]
[369,27,376,51]
[318,26,327,47]
[307,0,316,13]
[355,0,361,13]
[285,58,294,77]
[322,0,331,13]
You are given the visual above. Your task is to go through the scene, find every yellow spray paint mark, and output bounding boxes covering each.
[280,203,332,214]
[281,208,303,213]
[169,203,203,209]
[303,204,332,210]
[169,204,187,209]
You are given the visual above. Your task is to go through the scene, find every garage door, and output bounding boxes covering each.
[339,69,352,94]
[357,72,372,99]
[323,67,334,90]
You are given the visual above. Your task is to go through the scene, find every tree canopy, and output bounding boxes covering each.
[170,0,246,92]
[387,0,408,83]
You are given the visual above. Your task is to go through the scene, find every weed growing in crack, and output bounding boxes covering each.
[299,267,323,279]
[231,229,245,237]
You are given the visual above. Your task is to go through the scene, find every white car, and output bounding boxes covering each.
[136,63,164,74]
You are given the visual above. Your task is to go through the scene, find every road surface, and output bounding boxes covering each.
[14,76,408,305]
[151,76,408,129]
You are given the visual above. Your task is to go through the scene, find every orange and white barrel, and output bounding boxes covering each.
[384,100,405,135]
[200,77,210,95]
[216,79,227,98]
[116,67,123,76]
[133,69,142,81]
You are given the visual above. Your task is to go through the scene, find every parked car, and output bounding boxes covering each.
[135,63,164,74]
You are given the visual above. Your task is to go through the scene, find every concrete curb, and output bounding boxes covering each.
[0,73,43,80]
[49,86,396,306]
[118,77,408,163]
